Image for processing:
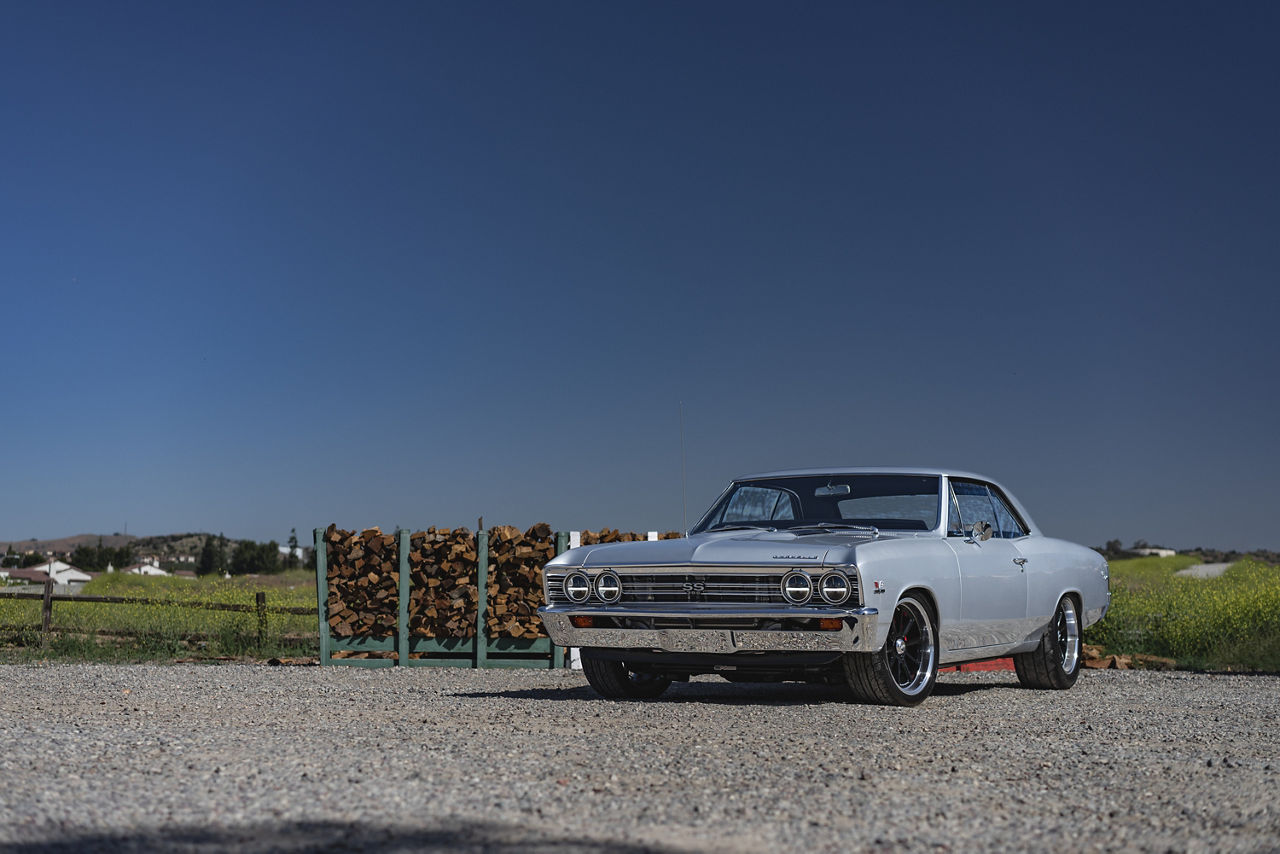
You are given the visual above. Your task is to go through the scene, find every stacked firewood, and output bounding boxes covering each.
[485,523,555,639]
[323,523,684,643]
[579,528,646,545]
[580,529,683,544]
[324,524,399,639]
[407,527,478,638]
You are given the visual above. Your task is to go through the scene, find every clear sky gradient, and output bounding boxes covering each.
[2,3,1277,550]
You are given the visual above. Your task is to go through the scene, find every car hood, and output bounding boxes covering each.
[552,529,916,570]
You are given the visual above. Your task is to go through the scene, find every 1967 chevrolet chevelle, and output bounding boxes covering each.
[539,468,1110,706]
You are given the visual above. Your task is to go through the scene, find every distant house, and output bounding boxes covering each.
[1131,547,1177,557]
[7,560,92,585]
[122,559,170,577]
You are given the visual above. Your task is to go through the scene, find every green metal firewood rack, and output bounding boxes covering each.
[314,528,568,669]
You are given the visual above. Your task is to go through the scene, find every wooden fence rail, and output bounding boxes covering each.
[0,577,316,647]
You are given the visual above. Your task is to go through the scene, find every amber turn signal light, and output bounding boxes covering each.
[818,618,843,631]
[570,616,595,628]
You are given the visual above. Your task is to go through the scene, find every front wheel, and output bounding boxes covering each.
[580,651,672,699]
[838,595,938,706]
[1014,595,1082,690]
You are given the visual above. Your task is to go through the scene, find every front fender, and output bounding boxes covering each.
[854,538,959,653]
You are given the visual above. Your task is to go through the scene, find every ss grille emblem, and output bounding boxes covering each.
[681,582,706,593]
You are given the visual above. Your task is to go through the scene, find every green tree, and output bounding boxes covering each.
[229,540,281,575]
[285,529,299,569]
[198,535,218,576]
[19,553,46,568]
[71,544,102,572]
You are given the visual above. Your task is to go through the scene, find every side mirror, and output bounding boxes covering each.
[966,521,993,542]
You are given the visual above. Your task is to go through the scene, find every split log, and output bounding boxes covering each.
[324,524,399,639]
[486,523,555,639]
[406,527,478,638]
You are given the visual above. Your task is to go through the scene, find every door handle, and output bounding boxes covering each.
[1013,557,1028,566]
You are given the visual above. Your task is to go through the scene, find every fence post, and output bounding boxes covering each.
[398,529,410,667]
[314,528,330,666]
[256,591,268,648]
[475,528,488,668]
[41,574,54,640]
[552,532,568,669]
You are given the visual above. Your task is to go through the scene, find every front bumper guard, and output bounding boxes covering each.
[538,605,879,654]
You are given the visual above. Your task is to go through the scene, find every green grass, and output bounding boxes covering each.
[0,572,318,663]
[1085,556,1280,672]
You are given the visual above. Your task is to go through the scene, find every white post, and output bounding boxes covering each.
[647,531,658,541]
[568,530,582,669]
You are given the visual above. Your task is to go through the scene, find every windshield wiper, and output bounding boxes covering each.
[706,523,777,532]
[789,523,879,536]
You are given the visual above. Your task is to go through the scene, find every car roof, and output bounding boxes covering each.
[728,466,1040,536]
[736,466,992,481]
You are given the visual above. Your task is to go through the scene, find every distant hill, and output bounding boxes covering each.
[128,533,209,558]
[3,532,219,560]
[2,533,136,555]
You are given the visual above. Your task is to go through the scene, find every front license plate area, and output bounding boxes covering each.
[659,629,735,653]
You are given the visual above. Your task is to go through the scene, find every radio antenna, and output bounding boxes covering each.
[679,401,688,534]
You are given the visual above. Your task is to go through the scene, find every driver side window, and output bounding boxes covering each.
[951,480,998,536]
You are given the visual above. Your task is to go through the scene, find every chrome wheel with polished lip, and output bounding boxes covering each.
[839,594,939,706]
[1053,596,1080,674]
[1014,595,1082,690]
[886,597,936,696]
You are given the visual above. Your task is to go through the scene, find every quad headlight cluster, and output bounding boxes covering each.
[563,570,622,604]
[781,570,851,606]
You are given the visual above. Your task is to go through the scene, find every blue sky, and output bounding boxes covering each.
[2,2,1277,550]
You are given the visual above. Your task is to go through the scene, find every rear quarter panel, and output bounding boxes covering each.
[1017,536,1110,638]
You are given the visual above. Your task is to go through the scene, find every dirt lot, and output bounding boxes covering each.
[1,664,1277,852]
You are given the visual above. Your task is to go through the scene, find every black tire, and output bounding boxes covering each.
[838,594,938,706]
[580,652,672,699]
[1014,595,1082,690]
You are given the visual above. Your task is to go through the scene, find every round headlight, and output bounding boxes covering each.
[564,571,592,603]
[819,571,851,605]
[781,571,813,605]
[595,570,622,603]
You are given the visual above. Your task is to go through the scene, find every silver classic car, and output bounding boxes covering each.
[539,468,1110,706]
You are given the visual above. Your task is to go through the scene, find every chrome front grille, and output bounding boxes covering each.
[544,567,860,608]
[618,573,781,603]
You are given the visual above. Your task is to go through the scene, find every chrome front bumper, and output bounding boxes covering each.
[538,605,879,654]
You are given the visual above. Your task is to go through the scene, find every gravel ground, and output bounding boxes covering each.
[1,664,1277,853]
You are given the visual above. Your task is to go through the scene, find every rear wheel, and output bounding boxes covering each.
[839,595,938,706]
[581,651,672,699]
[1014,595,1081,689]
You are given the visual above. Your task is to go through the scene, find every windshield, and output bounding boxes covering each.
[691,474,942,534]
